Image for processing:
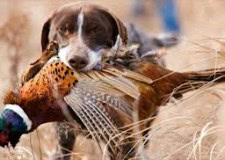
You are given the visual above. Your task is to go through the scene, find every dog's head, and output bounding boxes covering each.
[41,2,128,71]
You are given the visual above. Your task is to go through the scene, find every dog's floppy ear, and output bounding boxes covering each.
[41,18,51,51]
[97,6,128,45]
[113,16,128,45]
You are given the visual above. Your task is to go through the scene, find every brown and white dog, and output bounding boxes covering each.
[41,2,128,72]
[40,2,179,160]
[41,2,178,72]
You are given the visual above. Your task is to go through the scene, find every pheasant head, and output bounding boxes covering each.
[0,103,31,147]
[0,56,78,147]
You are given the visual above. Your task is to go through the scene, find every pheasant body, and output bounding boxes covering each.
[1,45,225,159]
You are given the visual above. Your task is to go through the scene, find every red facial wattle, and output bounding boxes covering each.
[0,133,8,144]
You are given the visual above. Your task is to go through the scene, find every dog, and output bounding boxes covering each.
[40,2,179,159]
[41,2,128,72]
[41,2,178,72]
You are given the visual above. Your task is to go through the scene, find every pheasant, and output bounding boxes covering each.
[1,43,225,159]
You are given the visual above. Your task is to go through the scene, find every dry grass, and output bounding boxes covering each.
[1,0,225,159]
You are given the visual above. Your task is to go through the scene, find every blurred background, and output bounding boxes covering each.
[1,0,225,159]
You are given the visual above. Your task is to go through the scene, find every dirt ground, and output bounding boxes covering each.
[1,0,225,160]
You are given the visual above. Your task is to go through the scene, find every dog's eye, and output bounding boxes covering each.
[60,26,66,32]
[59,26,68,34]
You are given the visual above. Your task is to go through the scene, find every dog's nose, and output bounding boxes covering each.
[68,56,88,70]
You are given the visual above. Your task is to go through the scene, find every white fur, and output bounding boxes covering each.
[77,11,84,42]
[58,46,73,69]
[4,104,32,131]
